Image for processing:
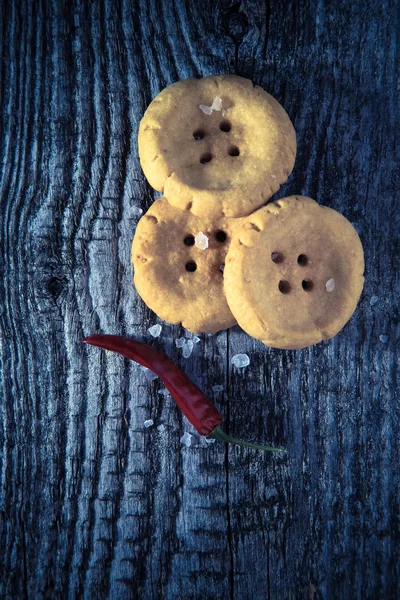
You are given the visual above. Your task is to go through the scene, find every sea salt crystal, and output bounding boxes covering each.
[144,419,154,428]
[180,432,192,447]
[211,96,222,111]
[195,231,209,250]
[193,336,201,344]
[370,296,378,306]
[231,353,250,368]
[199,104,212,115]
[158,388,169,397]
[131,206,143,216]
[212,385,224,392]
[148,324,162,338]
[379,334,388,343]
[175,337,186,348]
[326,278,335,292]
[141,366,158,381]
[157,424,166,432]
[199,96,222,115]
[182,339,194,358]
[204,437,216,444]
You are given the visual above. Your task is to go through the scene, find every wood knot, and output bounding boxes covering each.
[224,12,249,44]
[47,276,67,299]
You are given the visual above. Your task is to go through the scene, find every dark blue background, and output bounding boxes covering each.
[0,0,399,598]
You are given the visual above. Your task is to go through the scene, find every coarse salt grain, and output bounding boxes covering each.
[131,206,143,216]
[144,419,154,428]
[199,96,222,115]
[231,354,250,368]
[157,424,166,432]
[211,96,222,111]
[182,339,194,358]
[379,334,388,343]
[158,388,169,397]
[194,231,209,250]
[180,432,192,447]
[175,337,186,348]
[326,278,335,292]
[148,324,162,338]
[141,366,158,381]
[212,385,224,392]
[370,296,378,306]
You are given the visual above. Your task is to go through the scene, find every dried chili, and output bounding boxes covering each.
[83,334,285,453]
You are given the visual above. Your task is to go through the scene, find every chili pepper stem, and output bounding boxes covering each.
[208,426,286,453]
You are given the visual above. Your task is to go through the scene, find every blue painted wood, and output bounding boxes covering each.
[0,0,399,599]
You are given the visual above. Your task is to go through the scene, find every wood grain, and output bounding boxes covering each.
[0,0,399,599]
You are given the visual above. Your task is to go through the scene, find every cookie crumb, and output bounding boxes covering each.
[231,354,250,368]
[195,231,209,250]
[148,324,162,337]
[144,419,154,428]
[199,96,222,115]
[180,432,192,447]
[326,278,335,292]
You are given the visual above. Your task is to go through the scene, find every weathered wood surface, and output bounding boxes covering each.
[0,0,399,598]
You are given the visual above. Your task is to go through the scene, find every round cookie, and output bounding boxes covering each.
[138,75,296,219]
[224,196,364,349]
[132,197,242,333]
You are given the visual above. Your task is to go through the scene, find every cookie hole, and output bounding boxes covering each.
[185,261,197,272]
[215,230,227,243]
[278,280,291,294]
[228,146,240,157]
[193,129,205,141]
[184,235,195,246]
[219,120,231,132]
[302,279,313,291]
[200,152,212,164]
[297,254,308,266]
[271,252,283,263]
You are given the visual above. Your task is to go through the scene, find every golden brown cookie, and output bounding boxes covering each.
[132,197,243,333]
[224,196,364,349]
[138,75,296,219]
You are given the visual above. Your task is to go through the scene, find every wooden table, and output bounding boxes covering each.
[1,1,399,598]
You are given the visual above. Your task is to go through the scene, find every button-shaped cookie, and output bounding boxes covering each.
[132,197,242,333]
[224,196,364,349]
[138,75,296,219]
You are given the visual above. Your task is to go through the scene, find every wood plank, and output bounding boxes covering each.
[0,0,398,598]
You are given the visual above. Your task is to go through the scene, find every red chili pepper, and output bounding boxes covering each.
[83,334,285,453]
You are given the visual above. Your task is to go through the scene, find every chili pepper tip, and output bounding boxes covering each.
[208,426,286,453]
